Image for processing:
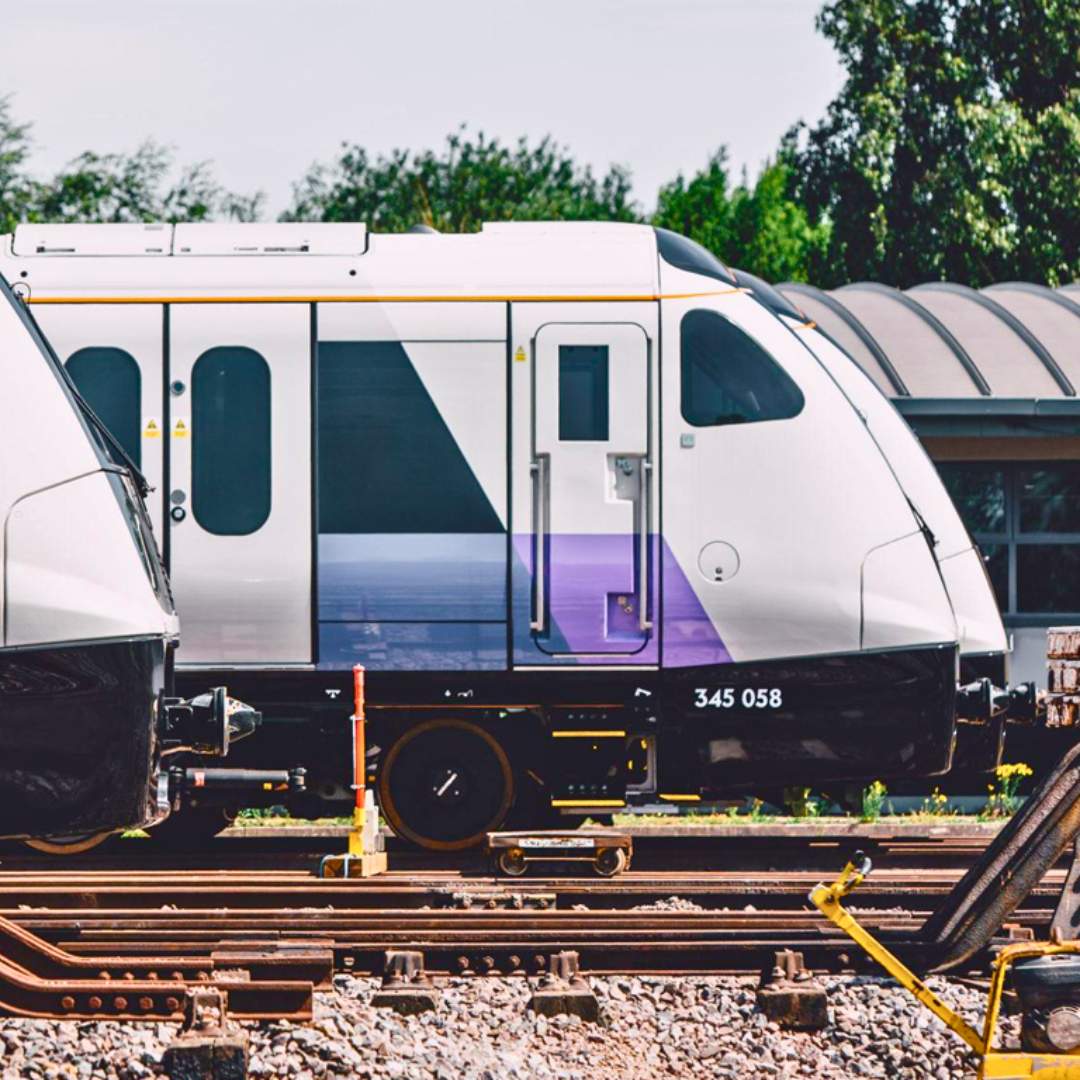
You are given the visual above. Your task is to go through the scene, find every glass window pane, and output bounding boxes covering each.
[979,542,1009,611]
[559,345,609,441]
[192,346,271,536]
[65,347,142,468]
[317,341,502,535]
[937,464,1007,535]
[1017,544,1080,613]
[1018,467,1080,533]
[680,309,804,427]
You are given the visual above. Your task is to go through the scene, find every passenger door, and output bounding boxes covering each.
[511,305,658,663]
[168,304,311,665]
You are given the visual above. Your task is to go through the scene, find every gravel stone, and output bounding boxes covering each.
[0,974,1007,1079]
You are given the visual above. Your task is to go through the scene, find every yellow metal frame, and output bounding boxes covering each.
[811,857,1080,1079]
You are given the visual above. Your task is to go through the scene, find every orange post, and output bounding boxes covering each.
[349,664,366,853]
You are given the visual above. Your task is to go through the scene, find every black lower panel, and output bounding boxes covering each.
[661,645,959,792]
[177,644,960,802]
[0,637,163,838]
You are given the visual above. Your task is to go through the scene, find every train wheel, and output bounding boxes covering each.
[378,719,514,850]
[23,831,113,856]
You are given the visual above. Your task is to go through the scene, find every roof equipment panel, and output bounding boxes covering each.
[172,223,367,256]
[12,223,173,257]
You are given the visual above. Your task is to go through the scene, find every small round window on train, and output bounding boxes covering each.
[192,346,271,535]
[65,347,142,468]
[680,309,804,427]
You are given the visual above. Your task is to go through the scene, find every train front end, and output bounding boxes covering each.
[0,273,243,842]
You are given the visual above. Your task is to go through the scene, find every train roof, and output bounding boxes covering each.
[1,221,688,303]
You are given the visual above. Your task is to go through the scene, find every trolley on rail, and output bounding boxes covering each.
[0,269,253,852]
[0,221,1026,850]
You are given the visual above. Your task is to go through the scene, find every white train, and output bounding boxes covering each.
[0,266,252,849]
[0,221,1014,849]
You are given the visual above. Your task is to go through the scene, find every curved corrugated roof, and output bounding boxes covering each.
[776,279,1080,402]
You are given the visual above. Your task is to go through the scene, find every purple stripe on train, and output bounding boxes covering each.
[511,534,731,667]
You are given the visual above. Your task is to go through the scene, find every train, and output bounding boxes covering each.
[0,220,1023,850]
[0,266,253,851]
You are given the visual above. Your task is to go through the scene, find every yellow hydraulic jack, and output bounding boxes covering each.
[812,853,1080,1079]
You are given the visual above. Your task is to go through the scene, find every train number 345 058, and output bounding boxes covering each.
[693,687,783,709]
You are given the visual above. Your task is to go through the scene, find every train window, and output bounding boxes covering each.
[559,345,609,441]
[680,309,804,427]
[65,347,142,468]
[317,341,502,534]
[191,346,271,536]
[1018,466,1080,533]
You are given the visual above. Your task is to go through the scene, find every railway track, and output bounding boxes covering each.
[0,826,1059,1023]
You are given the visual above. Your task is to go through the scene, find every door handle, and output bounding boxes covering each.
[530,456,548,632]
[638,460,653,632]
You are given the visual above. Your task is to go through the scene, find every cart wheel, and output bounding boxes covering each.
[497,848,528,877]
[594,847,628,877]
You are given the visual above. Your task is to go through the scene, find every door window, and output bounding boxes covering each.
[65,347,142,467]
[191,346,271,536]
[680,309,804,427]
[558,345,609,441]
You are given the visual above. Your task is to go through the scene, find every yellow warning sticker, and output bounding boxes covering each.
[143,416,162,438]
[514,346,526,363]
[172,416,190,438]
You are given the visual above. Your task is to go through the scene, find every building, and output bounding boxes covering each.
[777,281,1080,687]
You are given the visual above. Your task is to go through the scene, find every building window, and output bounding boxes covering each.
[559,345,609,441]
[680,309,804,427]
[65,347,142,468]
[191,346,271,536]
[938,462,1080,618]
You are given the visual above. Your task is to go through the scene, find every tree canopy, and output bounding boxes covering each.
[3,0,1079,289]
[795,0,1080,286]
[282,128,639,231]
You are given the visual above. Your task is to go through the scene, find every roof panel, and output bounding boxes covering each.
[984,285,1080,395]
[909,286,1062,397]
[834,286,981,397]
[777,286,896,394]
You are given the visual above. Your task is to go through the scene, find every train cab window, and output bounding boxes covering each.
[680,309,804,427]
[655,228,736,285]
[65,347,142,468]
[559,345,609,441]
[191,346,271,535]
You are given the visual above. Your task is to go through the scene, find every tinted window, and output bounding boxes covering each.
[731,268,808,323]
[680,309,804,427]
[1018,466,1080,533]
[939,465,1007,534]
[191,346,271,535]
[65,347,142,468]
[980,542,1009,610]
[1017,544,1080,613]
[317,341,502,534]
[559,345,609,441]
[654,228,735,285]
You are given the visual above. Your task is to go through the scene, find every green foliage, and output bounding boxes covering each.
[795,0,1080,286]
[859,780,888,823]
[283,127,640,231]
[0,95,261,229]
[653,148,829,282]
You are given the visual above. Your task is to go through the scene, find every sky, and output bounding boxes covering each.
[2,0,844,219]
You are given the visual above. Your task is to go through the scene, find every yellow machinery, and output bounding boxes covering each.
[813,854,1080,1079]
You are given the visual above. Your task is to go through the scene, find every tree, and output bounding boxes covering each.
[283,127,640,230]
[653,147,830,282]
[0,96,261,229]
[795,0,1080,287]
